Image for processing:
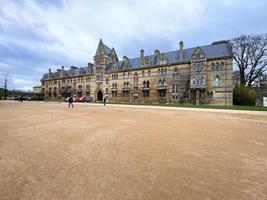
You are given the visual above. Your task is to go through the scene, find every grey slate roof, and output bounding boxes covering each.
[106,42,232,72]
[103,44,112,55]
[41,66,93,81]
[41,41,232,80]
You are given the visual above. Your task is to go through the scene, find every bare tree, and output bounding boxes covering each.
[1,73,10,100]
[231,34,267,87]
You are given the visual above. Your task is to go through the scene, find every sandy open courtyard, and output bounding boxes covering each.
[0,101,266,200]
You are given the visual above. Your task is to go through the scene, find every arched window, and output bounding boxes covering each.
[215,63,220,70]
[134,76,138,87]
[158,79,162,86]
[221,62,224,69]
[207,91,213,100]
[211,63,215,70]
[173,68,179,80]
[147,81,150,88]
[213,76,220,87]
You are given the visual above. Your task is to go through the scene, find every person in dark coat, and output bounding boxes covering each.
[19,97,23,103]
[103,95,106,106]
[68,96,74,108]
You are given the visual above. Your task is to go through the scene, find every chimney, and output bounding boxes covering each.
[179,41,184,61]
[123,56,129,62]
[61,66,64,77]
[140,49,144,67]
[154,49,160,56]
[48,69,52,78]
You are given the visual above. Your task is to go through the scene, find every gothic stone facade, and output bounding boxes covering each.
[41,39,233,105]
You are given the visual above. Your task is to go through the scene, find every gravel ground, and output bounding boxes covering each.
[0,101,266,200]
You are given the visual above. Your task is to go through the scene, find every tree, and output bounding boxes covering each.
[1,73,10,100]
[4,73,8,100]
[231,34,267,87]
[233,86,256,106]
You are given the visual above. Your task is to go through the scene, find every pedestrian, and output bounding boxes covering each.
[103,95,106,106]
[68,96,74,108]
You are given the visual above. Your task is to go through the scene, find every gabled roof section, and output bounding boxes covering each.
[95,39,113,56]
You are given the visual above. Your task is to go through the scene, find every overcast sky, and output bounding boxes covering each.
[0,0,267,90]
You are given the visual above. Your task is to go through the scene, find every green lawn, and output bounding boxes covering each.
[106,102,267,111]
[42,99,267,111]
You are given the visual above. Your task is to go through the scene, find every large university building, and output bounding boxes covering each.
[41,39,233,105]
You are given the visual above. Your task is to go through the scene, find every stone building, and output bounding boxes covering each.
[41,39,233,105]
[33,86,42,94]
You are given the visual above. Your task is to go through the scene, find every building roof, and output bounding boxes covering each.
[41,40,232,80]
[106,41,232,72]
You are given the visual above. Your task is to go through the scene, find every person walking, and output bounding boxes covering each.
[68,96,74,108]
[103,95,106,106]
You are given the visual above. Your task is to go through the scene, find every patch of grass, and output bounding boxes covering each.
[106,102,267,111]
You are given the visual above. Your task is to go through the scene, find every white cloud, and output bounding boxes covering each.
[4,0,208,61]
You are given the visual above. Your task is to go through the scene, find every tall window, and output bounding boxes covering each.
[173,68,180,80]
[142,90,150,97]
[158,79,166,87]
[134,76,138,94]
[213,76,220,87]
[158,90,166,97]
[172,84,179,93]
[112,91,117,97]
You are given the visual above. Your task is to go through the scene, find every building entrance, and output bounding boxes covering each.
[97,90,103,101]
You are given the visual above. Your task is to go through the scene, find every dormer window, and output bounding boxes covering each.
[192,47,206,60]
[160,55,167,65]
[145,58,151,67]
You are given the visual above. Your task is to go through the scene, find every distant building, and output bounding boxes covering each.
[41,39,233,105]
[33,86,42,93]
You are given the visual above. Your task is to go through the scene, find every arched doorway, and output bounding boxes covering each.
[97,90,103,101]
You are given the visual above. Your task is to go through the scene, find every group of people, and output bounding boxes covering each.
[68,95,107,108]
